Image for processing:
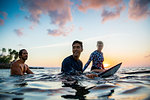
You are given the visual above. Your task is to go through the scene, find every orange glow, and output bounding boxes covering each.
[104,63,110,68]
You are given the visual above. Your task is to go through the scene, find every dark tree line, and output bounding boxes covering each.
[0,48,19,64]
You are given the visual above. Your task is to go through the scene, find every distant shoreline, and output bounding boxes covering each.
[29,67,44,69]
[0,64,44,69]
[0,64,10,69]
[0,67,45,69]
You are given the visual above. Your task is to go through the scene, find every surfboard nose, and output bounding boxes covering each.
[98,62,122,77]
[118,62,122,65]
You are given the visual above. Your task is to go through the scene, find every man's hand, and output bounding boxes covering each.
[86,74,98,79]
[75,71,82,75]
[92,69,106,73]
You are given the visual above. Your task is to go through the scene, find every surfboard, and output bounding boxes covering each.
[98,63,122,78]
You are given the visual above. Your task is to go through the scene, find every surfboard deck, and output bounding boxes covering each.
[98,63,122,78]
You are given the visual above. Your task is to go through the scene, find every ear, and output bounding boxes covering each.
[81,48,83,52]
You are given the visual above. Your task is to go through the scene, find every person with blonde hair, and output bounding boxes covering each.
[82,41,105,72]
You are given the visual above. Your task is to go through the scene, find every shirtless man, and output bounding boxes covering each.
[11,49,33,75]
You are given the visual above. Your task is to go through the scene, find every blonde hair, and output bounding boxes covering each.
[97,41,103,45]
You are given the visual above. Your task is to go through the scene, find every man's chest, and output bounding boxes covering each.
[19,64,27,72]
[71,61,81,69]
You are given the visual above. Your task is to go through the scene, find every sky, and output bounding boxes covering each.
[0,0,150,68]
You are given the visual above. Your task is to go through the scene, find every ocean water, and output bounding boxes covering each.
[0,67,150,100]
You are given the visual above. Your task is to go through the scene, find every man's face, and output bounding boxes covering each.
[72,43,83,58]
[21,50,28,61]
[97,43,103,51]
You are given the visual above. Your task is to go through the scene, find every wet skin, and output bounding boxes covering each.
[11,50,33,75]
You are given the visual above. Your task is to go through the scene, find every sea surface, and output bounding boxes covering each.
[0,67,150,100]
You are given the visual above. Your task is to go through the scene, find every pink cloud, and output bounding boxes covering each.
[78,0,123,12]
[0,19,4,25]
[48,25,74,36]
[145,54,150,58]
[128,0,150,20]
[0,11,7,19]
[48,28,64,36]
[18,44,24,47]
[20,0,73,36]
[29,22,37,30]
[79,27,83,31]
[78,0,125,23]
[0,11,8,25]
[101,5,125,23]
[14,28,24,37]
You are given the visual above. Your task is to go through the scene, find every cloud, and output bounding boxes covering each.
[79,27,83,31]
[0,11,8,25]
[128,0,150,20]
[78,0,123,12]
[14,28,24,37]
[29,22,37,30]
[0,11,7,19]
[145,54,150,58]
[101,5,125,23]
[20,0,73,36]
[78,0,125,23]
[17,44,24,47]
[0,19,4,25]
[48,25,74,36]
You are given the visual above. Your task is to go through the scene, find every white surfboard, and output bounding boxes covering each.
[98,63,122,78]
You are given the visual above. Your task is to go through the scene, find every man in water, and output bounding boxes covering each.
[82,41,105,72]
[61,40,83,75]
[61,40,98,78]
[11,49,34,75]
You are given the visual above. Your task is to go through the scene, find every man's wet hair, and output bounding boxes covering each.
[19,49,26,58]
[72,40,83,49]
[97,41,103,45]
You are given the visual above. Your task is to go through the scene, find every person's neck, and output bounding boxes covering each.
[19,59,25,64]
[73,55,79,61]
[97,49,101,53]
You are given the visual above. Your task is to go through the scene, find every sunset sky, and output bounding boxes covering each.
[0,0,150,68]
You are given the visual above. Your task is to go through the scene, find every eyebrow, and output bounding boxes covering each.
[23,52,28,54]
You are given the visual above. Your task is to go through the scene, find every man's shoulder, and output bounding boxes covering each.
[91,50,97,55]
[78,59,83,64]
[12,60,20,66]
[11,60,21,70]
[92,50,103,54]
[63,55,72,62]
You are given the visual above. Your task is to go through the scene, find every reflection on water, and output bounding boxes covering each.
[0,67,150,100]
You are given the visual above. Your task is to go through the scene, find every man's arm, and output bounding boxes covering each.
[25,65,34,74]
[101,63,105,69]
[82,53,93,72]
[86,74,98,79]
[61,59,73,74]
[11,63,23,75]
